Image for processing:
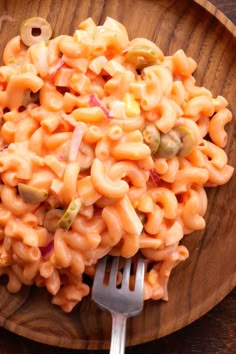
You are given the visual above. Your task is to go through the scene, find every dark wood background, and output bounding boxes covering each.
[0,1,235,353]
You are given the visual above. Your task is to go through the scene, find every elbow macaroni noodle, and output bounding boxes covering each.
[0,17,234,312]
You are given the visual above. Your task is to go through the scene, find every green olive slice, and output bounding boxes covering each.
[20,17,52,47]
[43,209,64,233]
[125,46,157,69]
[18,183,48,203]
[142,124,160,155]
[57,198,82,230]
[156,130,181,158]
[174,125,196,157]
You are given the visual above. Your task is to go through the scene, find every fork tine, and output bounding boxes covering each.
[121,257,132,288]
[134,254,145,293]
[93,255,108,285]
[108,256,120,286]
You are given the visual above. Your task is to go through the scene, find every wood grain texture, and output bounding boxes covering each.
[0,289,235,354]
[0,0,235,351]
[211,0,236,23]
[194,0,236,35]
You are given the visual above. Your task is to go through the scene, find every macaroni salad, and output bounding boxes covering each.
[0,17,234,312]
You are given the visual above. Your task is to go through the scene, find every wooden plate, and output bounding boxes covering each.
[0,0,235,350]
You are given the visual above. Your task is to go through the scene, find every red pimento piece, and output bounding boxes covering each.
[176,194,184,203]
[40,240,54,258]
[0,82,7,91]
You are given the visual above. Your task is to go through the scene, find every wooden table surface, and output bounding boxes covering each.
[0,0,235,353]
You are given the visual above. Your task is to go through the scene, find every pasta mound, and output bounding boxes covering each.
[0,17,233,312]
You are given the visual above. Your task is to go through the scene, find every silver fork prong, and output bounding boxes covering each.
[121,257,132,289]
[93,255,108,285]
[108,256,120,287]
[134,254,145,293]
[92,253,145,353]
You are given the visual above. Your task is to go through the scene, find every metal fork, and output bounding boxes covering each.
[92,254,145,354]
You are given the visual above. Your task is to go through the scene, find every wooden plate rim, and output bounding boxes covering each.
[0,279,235,349]
[0,0,235,350]
[194,0,236,36]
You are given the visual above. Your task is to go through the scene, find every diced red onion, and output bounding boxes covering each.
[48,59,65,75]
[149,168,160,186]
[40,240,54,258]
[89,94,112,119]
[61,113,78,127]
[69,123,86,161]
[57,153,64,161]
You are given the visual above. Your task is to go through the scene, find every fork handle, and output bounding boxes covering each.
[110,312,127,354]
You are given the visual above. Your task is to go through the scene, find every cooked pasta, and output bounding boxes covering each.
[0,16,234,312]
